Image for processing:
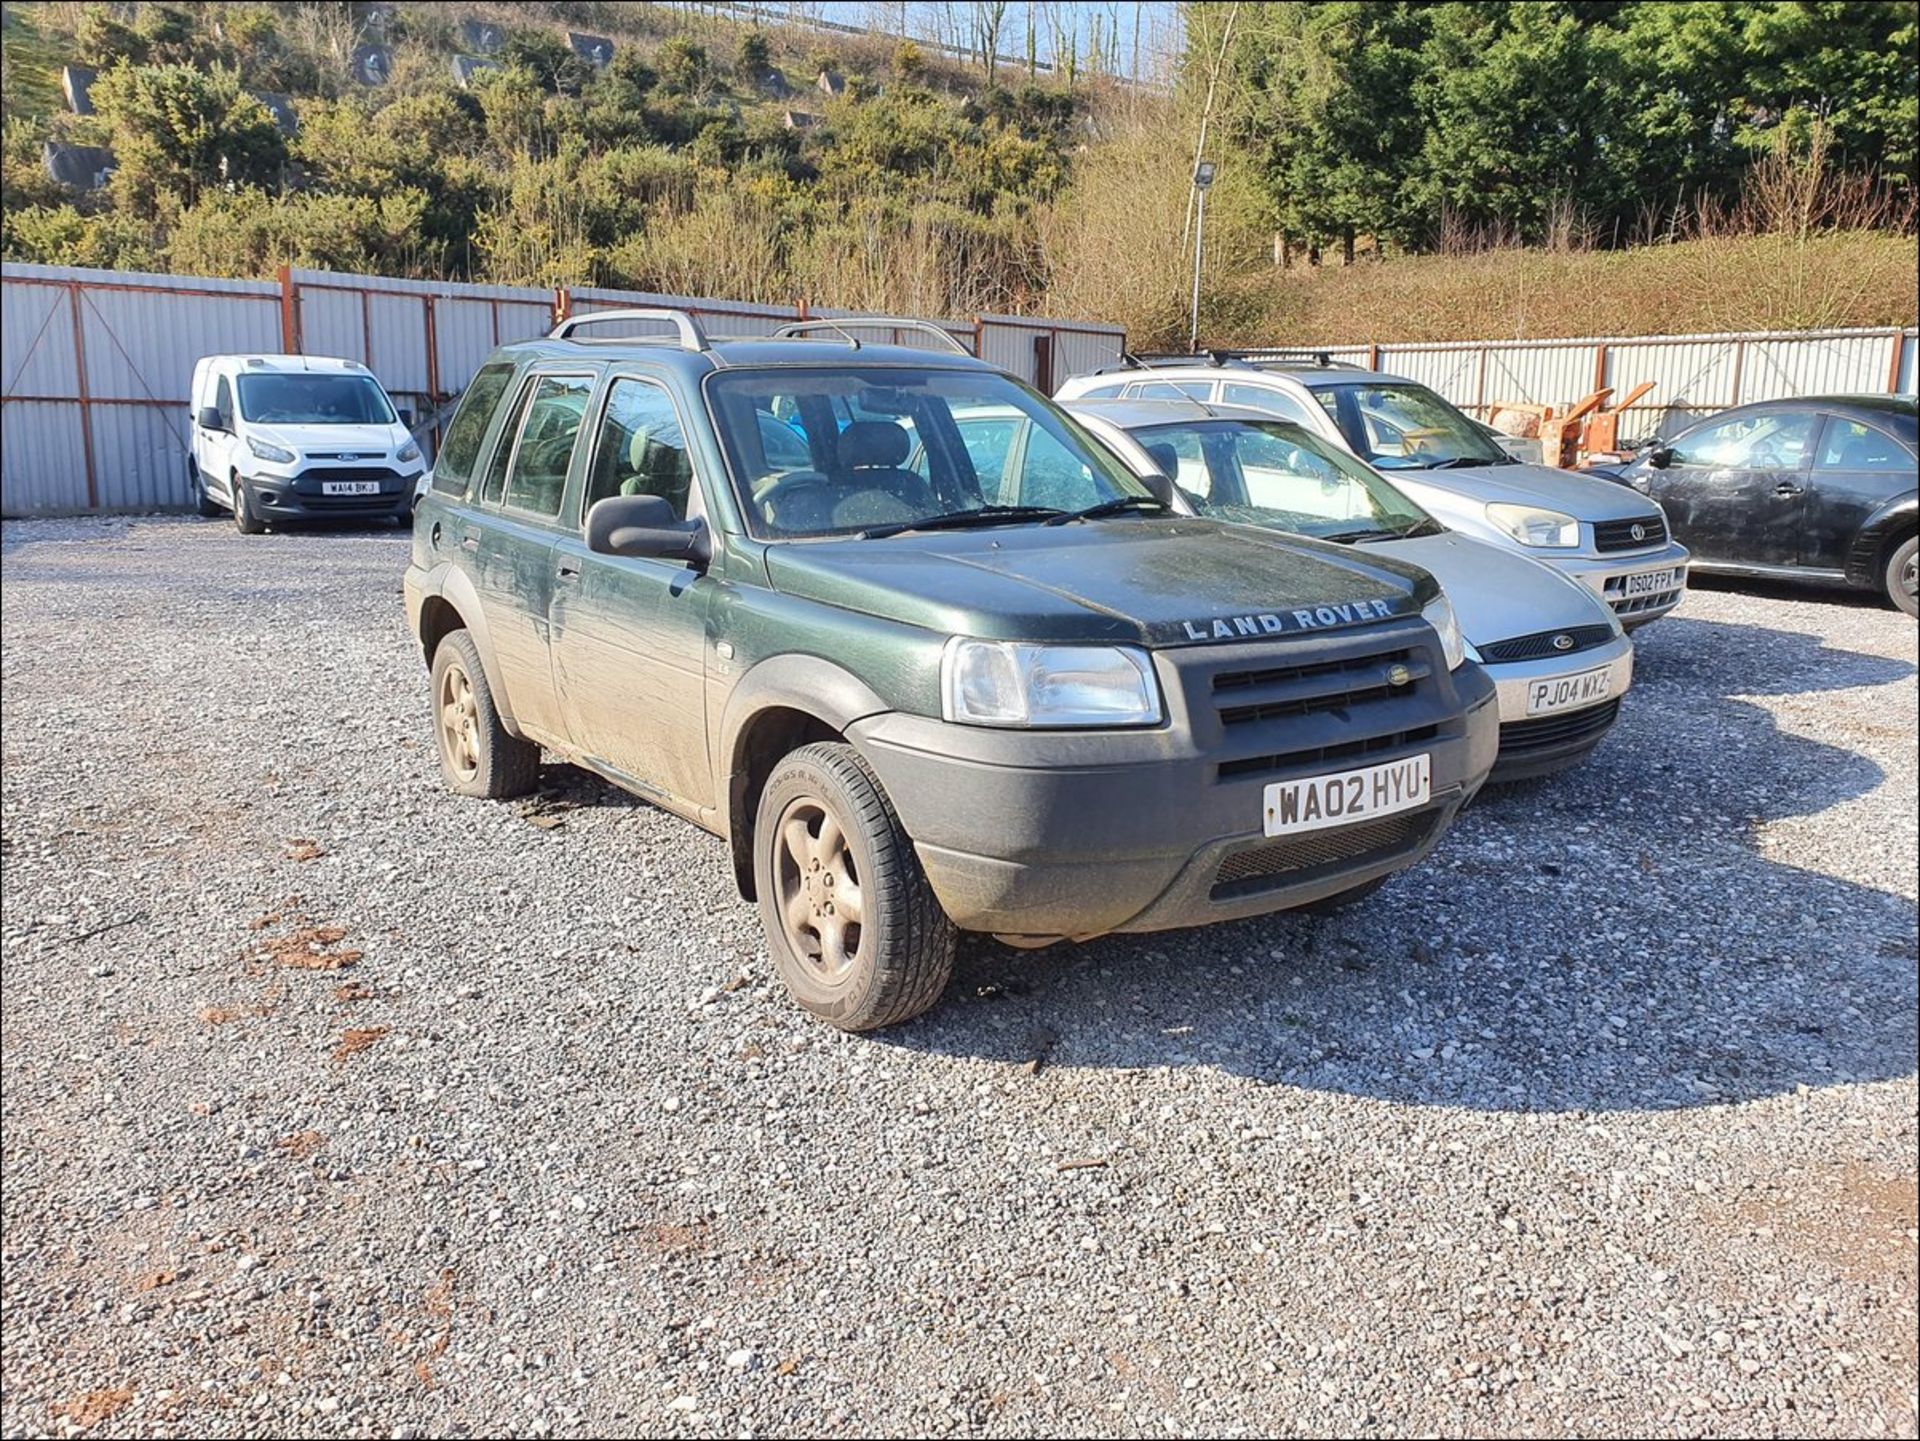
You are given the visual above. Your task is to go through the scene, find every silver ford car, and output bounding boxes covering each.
[1057,355,1690,629]
[1060,399,1635,782]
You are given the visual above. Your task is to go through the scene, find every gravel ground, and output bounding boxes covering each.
[2,516,1915,1440]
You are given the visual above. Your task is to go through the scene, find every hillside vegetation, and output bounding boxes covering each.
[2,1,1914,347]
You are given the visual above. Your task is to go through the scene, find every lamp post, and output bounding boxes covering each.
[1190,159,1216,351]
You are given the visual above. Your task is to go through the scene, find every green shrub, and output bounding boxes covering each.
[656,37,711,98]
[735,29,771,80]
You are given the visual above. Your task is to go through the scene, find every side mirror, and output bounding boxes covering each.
[1137,470,1176,507]
[398,408,416,430]
[197,406,226,432]
[1646,445,1673,470]
[585,493,710,566]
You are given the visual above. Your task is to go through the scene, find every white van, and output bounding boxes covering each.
[189,354,425,532]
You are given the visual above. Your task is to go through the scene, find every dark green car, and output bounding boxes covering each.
[404,312,1500,1029]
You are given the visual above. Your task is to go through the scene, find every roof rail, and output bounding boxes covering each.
[1106,348,1358,374]
[775,317,973,356]
[1232,348,1361,369]
[550,308,711,351]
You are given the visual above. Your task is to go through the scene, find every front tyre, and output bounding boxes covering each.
[1885,535,1918,618]
[429,629,538,798]
[232,477,266,534]
[754,742,956,1031]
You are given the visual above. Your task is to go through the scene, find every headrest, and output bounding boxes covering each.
[1143,441,1180,479]
[839,420,910,469]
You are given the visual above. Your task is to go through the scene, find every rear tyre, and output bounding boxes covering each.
[1885,535,1918,618]
[232,477,266,534]
[429,629,538,799]
[192,461,221,517]
[1296,875,1388,916]
[754,742,956,1031]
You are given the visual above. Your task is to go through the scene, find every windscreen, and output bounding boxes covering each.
[236,372,397,426]
[1134,418,1436,542]
[707,366,1149,538]
[1315,382,1508,469]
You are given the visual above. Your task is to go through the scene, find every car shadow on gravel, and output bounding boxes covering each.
[880,619,1919,1114]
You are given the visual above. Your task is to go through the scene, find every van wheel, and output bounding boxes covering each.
[232,477,265,534]
[1886,535,1918,617]
[754,742,956,1031]
[430,630,538,798]
[192,461,221,517]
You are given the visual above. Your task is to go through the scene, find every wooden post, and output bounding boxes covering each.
[423,295,442,448]
[1889,332,1907,393]
[1728,339,1746,407]
[1034,332,1054,393]
[1367,344,1380,371]
[1592,343,1608,394]
[68,283,98,510]
[277,263,302,353]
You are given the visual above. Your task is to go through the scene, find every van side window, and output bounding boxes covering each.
[434,360,516,496]
[214,376,233,430]
[583,378,695,519]
[1222,383,1315,426]
[502,376,593,517]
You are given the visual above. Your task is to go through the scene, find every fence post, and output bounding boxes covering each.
[277,263,302,353]
[1728,339,1746,406]
[1888,332,1906,394]
[423,295,442,448]
[1367,343,1379,370]
[67,283,99,510]
[552,285,572,329]
[1592,343,1608,394]
[1033,332,1053,392]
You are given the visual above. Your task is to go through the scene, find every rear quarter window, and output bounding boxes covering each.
[432,360,517,496]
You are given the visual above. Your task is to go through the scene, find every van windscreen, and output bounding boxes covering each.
[236,373,396,425]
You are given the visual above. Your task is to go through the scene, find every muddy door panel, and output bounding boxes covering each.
[472,515,564,740]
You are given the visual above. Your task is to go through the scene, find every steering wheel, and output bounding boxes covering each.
[756,470,839,531]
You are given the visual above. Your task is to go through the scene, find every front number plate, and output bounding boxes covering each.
[322,480,381,496]
[1622,566,1683,597]
[1263,754,1430,838]
[1526,666,1613,716]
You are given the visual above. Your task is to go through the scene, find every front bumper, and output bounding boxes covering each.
[1549,541,1690,627]
[241,469,420,521]
[1484,634,1632,782]
[847,622,1499,940]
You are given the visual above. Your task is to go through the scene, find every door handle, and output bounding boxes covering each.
[556,561,581,580]
[1772,482,1803,498]
[460,530,480,551]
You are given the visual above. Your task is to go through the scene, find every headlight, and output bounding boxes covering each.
[397,440,422,464]
[941,638,1162,728]
[1487,502,1579,549]
[1421,596,1467,670]
[246,436,297,465]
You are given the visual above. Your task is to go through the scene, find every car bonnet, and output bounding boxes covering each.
[1372,531,1616,646]
[1390,461,1665,522]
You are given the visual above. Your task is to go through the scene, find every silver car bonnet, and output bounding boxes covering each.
[1369,531,1617,646]
[1386,462,1662,523]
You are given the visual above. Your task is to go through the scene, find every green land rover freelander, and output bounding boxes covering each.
[404,312,1501,1029]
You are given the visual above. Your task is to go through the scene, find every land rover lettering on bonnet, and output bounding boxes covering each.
[404,310,1500,1029]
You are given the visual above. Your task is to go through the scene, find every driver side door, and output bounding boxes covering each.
[1649,408,1817,566]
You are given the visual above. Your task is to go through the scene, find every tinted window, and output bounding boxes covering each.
[1670,410,1816,470]
[1222,382,1315,426]
[950,413,1022,502]
[583,378,694,519]
[1816,418,1909,472]
[213,376,233,429]
[433,360,515,496]
[1130,380,1212,400]
[236,372,395,425]
[1076,381,1126,399]
[501,376,591,516]
[1322,382,1507,469]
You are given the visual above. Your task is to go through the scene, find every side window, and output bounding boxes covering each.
[1003,422,1106,511]
[500,376,592,516]
[583,377,695,519]
[433,360,516,496]
[1138,430,1212,498]
[213,376,233,429]
[951,413,1022,502]
[1816,418,1907,472]
[1130,380,1211,400]
[1223,382,1315,426]
[1076,381,1126,399]
[1670,411,1816,471]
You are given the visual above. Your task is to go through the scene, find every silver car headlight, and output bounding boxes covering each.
[941,638,1162,728]
[1421,596,1467,671]
[1487,502,1579,549]
[246,436,297,465]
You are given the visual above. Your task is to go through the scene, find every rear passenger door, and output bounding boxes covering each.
[548,374,715,810]
[1802,415,1915,570]
[469,370,594,745]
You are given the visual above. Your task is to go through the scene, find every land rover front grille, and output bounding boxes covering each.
[1593,514,1668,552]
[1212,648,1424,726]
[1211,811,1436,899]
[1499,698,1621,753]
[1480,624,1617,663]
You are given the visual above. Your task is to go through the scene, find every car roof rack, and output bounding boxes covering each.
[1096,347,1362,376]
[550,308,711,351]
[774,317,973,356]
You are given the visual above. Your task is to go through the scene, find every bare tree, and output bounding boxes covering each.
[970,1,1009,84]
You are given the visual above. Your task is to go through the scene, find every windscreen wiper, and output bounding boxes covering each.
[1041,495,1172,525]
[1426,454,1511,468]
[1319,526,1403,544]
[858,505,1065,539]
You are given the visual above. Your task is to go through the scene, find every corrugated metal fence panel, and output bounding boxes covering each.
[1374,346,1485,408]
[1901,332,1918,394]
[975,315,1126,387]
[299,287,368,366]
[1,401,89,515]
[78,285,280,402]
[2,282,80,396]
[91,403,192,511]
[1606,339,1740,433]
[369,293,432,393]
[1479,344,1596,416]
[1740,332,1893,404]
